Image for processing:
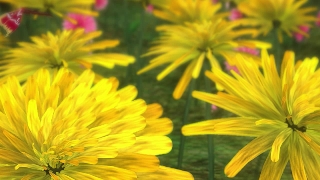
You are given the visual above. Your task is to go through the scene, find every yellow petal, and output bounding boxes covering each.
[225,129,282,177]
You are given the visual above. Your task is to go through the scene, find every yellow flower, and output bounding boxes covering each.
[236,0,317,42]
[183,50,320,179]
[152,0,228,24]
[0,68,193,179]
[138,19,271,99]
[0,0,97,19]
[0,29,135,83]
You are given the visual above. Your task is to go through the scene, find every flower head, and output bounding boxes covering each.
[63,13,97,33]
[0,0,98,20]
[0,29,135,83]
[0,68,193,179]
[138,19,270,99]
[183,50,320,179]
[236,0,316,42]
[95,0,109,11]
[152,0,227,24]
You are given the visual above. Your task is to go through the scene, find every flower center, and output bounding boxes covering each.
[272,19,281,28]
[44,163,65,175]
[49,62,64,69]
[285,116,306,132]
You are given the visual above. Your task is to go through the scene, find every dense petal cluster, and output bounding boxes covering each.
[152,0,227,24]
[0,29,135,83]
[0,0,97,19]
[0,68,193,179]
[183,50,320,179]
[138,19,270,99]
[236,0,317,42]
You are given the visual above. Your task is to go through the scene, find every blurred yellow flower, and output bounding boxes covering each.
[237,0,317,42]
[0,29,135,83]
[0,68,193,179]
[138,19,271,99]
[152,0,228,24]
[0,0,97,18]
[183,50,320,179]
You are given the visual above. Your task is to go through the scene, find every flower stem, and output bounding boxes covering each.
[177,79,195,168]
[272,28,282,73]
[203,60,214,180]
[123,0,134,83]
[135,8,146,98]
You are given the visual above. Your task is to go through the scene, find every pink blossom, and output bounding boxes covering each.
[224,61,240,74]
[211,105,218,112]
[63,13,97,33]
[316,11,320,26]
[236,47,260,56]
[145,4,154,14]
[95,0,109,11]
[211,0,219,4]
[293,25,310,42]
[229,8,243,21]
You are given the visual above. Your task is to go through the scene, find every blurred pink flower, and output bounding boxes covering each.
[316,11,320,26]
[211,105,218,112]
[224,61,240,74]
[95,0,109,11]
[229,8,243,21]
[145,4,154,14]
[293,25,310,42]
[211,0,219,4]
[63,13,97,33]
[236,47,260,56]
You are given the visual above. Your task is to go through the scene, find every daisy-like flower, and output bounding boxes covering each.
[236,0,317,42]
[63,13,97,33]
[152,0,228,24]
[0,68,193,179]
[0,0,98,20]
[183,50,320,179]
[138,19,270,99]
[0,29,135,83]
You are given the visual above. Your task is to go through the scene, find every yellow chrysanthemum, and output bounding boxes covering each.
[152,0,227,24]
[138,19,271,99]
[0,0,97,19]
[183,50,320,179]
[0,29,135,83]
[236,0,317,42]
[0,68,193,179]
